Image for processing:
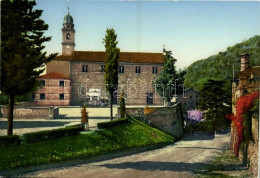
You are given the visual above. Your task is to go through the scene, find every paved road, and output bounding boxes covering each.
[25,132,230,178]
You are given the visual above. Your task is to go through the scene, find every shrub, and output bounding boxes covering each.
[0,93,9,105]
[97,118,129,129]
[81,104,89,123]
[0,135,21,147]
[144,105,155,115]
[23,127,82,144]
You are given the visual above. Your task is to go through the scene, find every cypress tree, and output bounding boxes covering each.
[103,28,120,121]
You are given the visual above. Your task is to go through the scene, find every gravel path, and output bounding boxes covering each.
[23,132,230,178]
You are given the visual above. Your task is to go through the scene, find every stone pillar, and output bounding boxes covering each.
[49,106,54,119]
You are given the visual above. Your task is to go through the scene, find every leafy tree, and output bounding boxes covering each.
[198,79,231,121]
[119,92,126,118]
[103,28,120,121]
[1,0,57,135]
[153,49,177,105]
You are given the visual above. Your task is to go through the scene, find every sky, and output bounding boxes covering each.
[36,0,260,69]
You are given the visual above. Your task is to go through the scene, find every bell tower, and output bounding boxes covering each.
[62,7,75,55]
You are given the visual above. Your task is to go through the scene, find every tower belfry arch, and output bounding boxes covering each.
[62,7,75,55]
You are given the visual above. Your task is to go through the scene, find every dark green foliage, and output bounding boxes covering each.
[176,68,187,94]
[103,28,120,121]
[198,79,231,120]
[23,127,82,144]
[188,115,230,132]
[1,0,57,135]
[120,92,126,118]
[184,35,260,92]
[0,92,34,105]
[97,118,129,129]
[153,49,177,103]
[0,135,21,147]
[0,93,9,105]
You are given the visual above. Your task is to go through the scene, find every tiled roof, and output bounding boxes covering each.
[54,51,164,64]
[38,72,70,79]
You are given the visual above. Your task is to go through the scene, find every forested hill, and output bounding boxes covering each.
[184,35,260,92]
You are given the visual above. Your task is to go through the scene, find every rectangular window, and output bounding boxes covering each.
[196,95,199,98]
[40,93,45,100]
[82,65,88,72]
[119,66,124,73]
[40,80,45,86]
[32,94,35,100]
[152,67,158,74]
[59,94,64,100]
[101,65,105,72]
[60,80,64,87]
[190,96,192,99]
[135,66,141,73]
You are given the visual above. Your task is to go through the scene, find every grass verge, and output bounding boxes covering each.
[195,150,252,178]
[0,119,175,171]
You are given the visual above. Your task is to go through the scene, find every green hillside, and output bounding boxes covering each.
[184,35,260,92]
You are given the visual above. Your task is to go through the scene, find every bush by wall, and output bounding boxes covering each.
[0,135,22,147]
[97,118,129,129]
[23,127,82,144]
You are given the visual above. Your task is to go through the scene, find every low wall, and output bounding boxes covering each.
[125,103,184,138]
[230,113,259,176]
[0,106,59,119]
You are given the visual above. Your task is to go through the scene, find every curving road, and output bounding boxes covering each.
[24,132,230,178]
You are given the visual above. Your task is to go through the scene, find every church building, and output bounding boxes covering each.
[35,11,165,106]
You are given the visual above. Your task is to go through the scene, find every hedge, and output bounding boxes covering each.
[0,135,22,147]
[97,118,129,129]
[23,127,82,144]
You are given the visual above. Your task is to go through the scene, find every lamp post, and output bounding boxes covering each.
[175,79,178,97]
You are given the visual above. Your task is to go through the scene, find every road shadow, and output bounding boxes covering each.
[100,161,206,172]
[0,121,71,129]
[182,132,215,141]
[175,147,226,150]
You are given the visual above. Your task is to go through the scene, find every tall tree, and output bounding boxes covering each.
[1,0,57,135]
[198,79,231,120]
[103,28,120,121]
[153,48,177,105]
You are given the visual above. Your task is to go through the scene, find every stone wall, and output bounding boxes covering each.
[70,61,164,106]
[0,106,58,119]
[247,114,258,176]
[230,114,259,176]
[125,103,184,138]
